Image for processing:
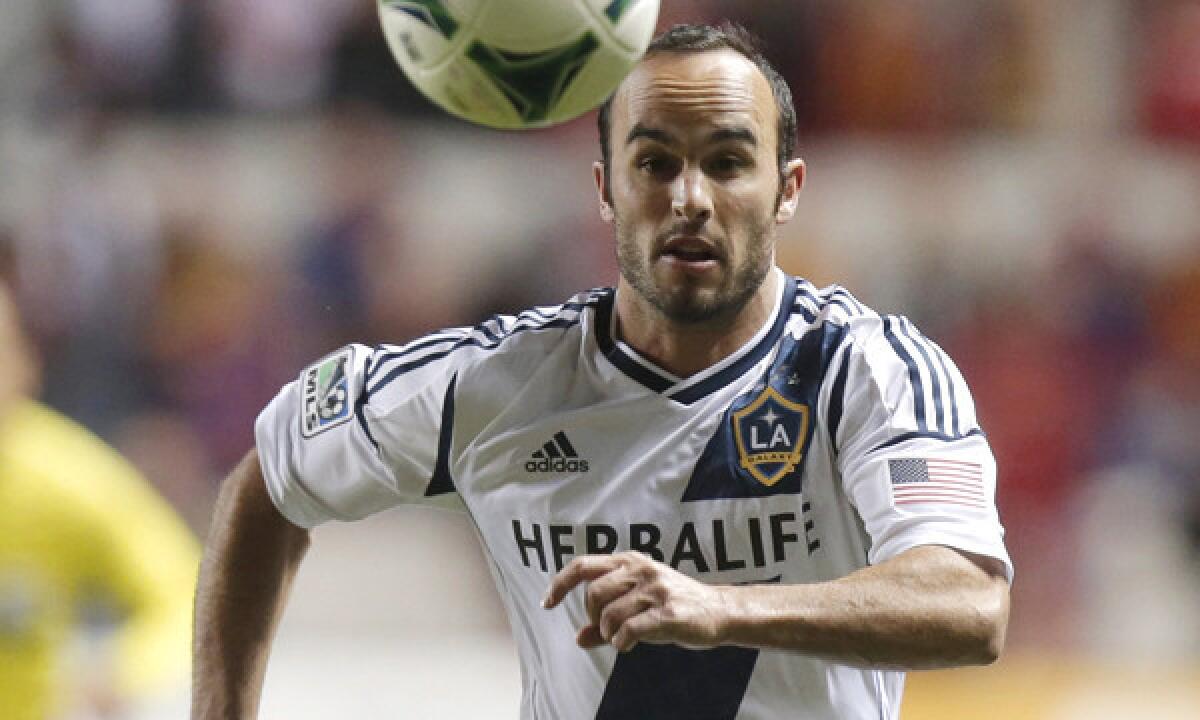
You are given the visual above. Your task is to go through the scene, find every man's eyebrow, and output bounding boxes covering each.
[624,124,758,147]
[625,123,676,146]
[709,126,757,146]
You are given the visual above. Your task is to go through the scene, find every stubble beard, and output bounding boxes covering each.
[614,213,775,326]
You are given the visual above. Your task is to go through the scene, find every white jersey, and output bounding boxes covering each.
[256,268,1011,720]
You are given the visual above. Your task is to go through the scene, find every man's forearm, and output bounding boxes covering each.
[718,545,1010,669]
[192,450,310,719]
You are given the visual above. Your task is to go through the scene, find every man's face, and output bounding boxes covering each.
[596,49,802,325]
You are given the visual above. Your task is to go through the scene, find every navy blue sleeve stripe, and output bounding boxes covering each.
[926,334,962,436]
[518,306,561,322]
[824,297,858,318]
[790,301,817,323]
[786,281,874,326]
[833,288,867,315]
[366,315,586,401]
[365,301,596,393]
[899,318,963,437]
[883,316,928,432]
[826,345,853,455]
[870,427,985,452]
[368,333,465,375]
[474,319,503,345]
[478,316,510,338]
[366,332,469,386]
[896,319,946,434]
[794,282,822,309]
[367,336,467,392]
[818,286,868,318]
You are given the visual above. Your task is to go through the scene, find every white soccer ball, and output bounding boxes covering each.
[377,0,661,129]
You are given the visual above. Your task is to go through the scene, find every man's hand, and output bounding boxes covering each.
[543,552,729,652]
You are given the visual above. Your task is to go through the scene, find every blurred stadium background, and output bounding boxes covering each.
[2,0,1199,717]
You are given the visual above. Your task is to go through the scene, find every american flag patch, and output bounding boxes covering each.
[888,458,986,509]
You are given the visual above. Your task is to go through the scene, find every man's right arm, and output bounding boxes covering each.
[192,449,311,719]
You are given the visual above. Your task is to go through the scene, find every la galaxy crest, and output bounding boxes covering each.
[731,386,810,488]
[682,323,843,502]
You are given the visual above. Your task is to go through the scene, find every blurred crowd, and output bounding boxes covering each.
[1,0,1199,670]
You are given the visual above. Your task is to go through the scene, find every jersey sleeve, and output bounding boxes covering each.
[831,315,1013,581]
[255,337,467,529]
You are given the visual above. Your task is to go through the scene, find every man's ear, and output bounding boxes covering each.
[775,158,805,224]
[593,161,614,224]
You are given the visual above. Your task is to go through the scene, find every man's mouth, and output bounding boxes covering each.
[659,236,722,265]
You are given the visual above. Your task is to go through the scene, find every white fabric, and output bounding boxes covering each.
[256,269,1011,720]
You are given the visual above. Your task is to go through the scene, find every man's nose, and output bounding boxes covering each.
[670,168,712,226]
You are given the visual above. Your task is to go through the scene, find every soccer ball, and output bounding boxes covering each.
[377,0,661,129]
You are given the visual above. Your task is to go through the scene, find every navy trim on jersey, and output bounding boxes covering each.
[364,299,597,401]
[885,316,966,437]
[365,332,466,389]
[592,290,675,395]
[595,643,759,719]
[682,317,846,501]
[670,277,799,405]
[883,316,929,432]
[365,300,596,393]
[826,345,853,455]
[793,282,869,326]
[354,352,380,451]
[820,285,868,316]
[595,575,782,718]
[927,333,962,436]
[791,285,820,323]
[425,373,458,497]
[870,427,985,452]
[897,319,946,433]
[474,320,502,345]
[354,382,380,452]
[790,302,817,324]
[594,278,801,404]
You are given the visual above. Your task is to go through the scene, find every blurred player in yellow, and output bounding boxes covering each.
[0,281,200,720]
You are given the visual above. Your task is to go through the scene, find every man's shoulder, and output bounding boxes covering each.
[371,287,611,379]
[788,277,882,335]
[788,276,951,350]
[460,286,611,360]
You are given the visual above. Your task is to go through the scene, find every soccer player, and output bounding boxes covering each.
[0,282,200,720]
[193,24,1011,720]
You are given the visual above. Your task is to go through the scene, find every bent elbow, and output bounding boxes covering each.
[972,624,1004,666]
[970,583,1011,666]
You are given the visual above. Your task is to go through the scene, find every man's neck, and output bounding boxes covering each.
[614,269,781,378]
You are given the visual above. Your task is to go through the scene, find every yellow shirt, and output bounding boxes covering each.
[0,401,200,720]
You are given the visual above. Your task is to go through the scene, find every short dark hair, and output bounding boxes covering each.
[596,23,798,198]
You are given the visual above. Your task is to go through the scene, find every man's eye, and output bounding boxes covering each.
[708,155,749,175]
[636,154,676,176]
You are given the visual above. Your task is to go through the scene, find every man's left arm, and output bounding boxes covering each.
[544,544,1009,670]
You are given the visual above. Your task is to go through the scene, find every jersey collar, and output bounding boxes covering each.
[594,270,797,405]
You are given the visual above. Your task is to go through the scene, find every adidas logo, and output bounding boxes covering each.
[525,431,590,473]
